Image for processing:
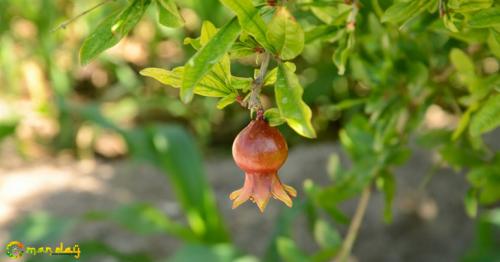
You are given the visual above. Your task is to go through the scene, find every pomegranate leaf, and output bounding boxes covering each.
[275,62,316,138]
[219,0,274,52]
[80,0,151,65]
[181,17,240,103]
[156,0,184,28]
[266,7,304,60]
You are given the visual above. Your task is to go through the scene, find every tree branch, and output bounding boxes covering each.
[248,52,271,114]
[334,185,371,262]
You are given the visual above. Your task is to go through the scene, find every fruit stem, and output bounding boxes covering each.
[248,52,271,114]
[334,185,371,262]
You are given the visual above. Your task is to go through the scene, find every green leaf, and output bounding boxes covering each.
[450,48,475,75]
[140,67,183,87]
[156,0,184,28]
[169,244,254,262]
[468,7,500,28]
[333,32,355,75]
[470,95,500,136]
[141,67,234,97]
[304,25,341,44]
[377,171,396,223]
[487,29,500,58]
[80,0,151,64]
[181,18,241,102]
[313,220,341,249]
[276,237,309,262]
[217,93,238,109]
[255,67,278,86]
[264,108,286,126]
[465,188,478,218]
[452,103,479,140]
[447,0,493,13]
[231,76,252,91]
[88,203,195,240]
[381,0,427,24]
[0,120,17,142]
[266,7,304,60]
[219,0,273,51]
[124,125,229,243]
[450,48,477,91]
[275,63,317,138]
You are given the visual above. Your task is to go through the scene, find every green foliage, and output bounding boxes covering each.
[267,7,304,60]
[80,0,151,64]
[2,0,500,261]
[470,95,500,136]
[181,18,241,102]
[219,0,273,51]
[156,0,184,28]
[275,63,316,138]
[123,125,229,243]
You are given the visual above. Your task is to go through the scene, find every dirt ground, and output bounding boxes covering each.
[1,131,498,262]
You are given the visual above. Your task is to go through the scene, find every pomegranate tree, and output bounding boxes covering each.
[230,113,296,212]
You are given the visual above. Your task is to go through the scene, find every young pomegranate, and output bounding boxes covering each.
[230,113,297,212]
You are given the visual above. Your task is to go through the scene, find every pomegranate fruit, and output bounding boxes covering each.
[230,114,297,212]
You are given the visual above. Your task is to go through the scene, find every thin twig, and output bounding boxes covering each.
[334,186,371,262]
[248,52,271,113]
[51,0,115,33]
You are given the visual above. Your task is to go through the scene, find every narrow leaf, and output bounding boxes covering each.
[468,7,500,28]
[469,95,500,136]
[181,18,241,102]
[275,63,316,138]
[80,0,151,64]
[267,7,304,60]
[464,188,478,218]
[156,0,184,28]
[381,0,420,23]
[219,0,273,51]
[333,32,355,75]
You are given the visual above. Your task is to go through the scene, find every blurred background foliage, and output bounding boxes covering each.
[1,0,500,261]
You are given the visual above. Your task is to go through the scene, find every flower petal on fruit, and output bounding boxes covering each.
[283,184,297,197]
[252,174,272,212]
[271,175,293,207]
[229,189,242,200]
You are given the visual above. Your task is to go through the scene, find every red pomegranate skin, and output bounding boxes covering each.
[230,117,296,212]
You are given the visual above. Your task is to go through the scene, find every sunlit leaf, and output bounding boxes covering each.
[275,63,316,138]
[80,0,151,64]
[266,7,304,60]
[447,0,492,13]
[219,0,273,51]
[217,93,238,109]
[181,17,241,102]
[264,108,286,126]
[156,0,184,28]
[140,67,234,97]
[381,0,427,24]
[470,95,500,136]
[468,7,500,28]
